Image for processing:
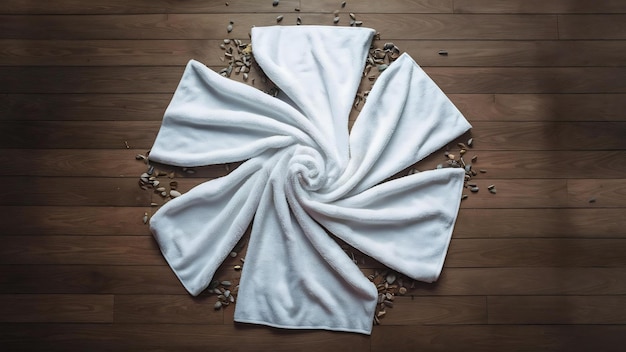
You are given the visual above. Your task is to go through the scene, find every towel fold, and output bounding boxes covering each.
[149,25,471,335]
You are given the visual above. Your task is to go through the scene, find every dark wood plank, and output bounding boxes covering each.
[415,150,626,179]
[488,296,626,324]
[0,14,558,40]
[559,15,626,39]
[302,0,453,13]
[0,294,113,323]
[4,66,626,94]
[454,0,626,14]
[1,206,152,236]
[4,39,625,67]
[0,177,572,208]
[2,121,625,150]
[4,93,625,122]
[4,206,625,239]
[489,94,626,122]
[3,266,626,296]
[0,121,162,148]
[402,40,626,67]
[0,149,150,177]
[380,296,486,325]
[567,179,626,207]
[0,265,201,294]
[4,150,624,179]
[426,67,626,94]
[0,176,151,206]
[371,325,626,352]
[0,149,233,180]
[115,295,224,324]
[0,323,371,352]
[454,208,626,239]
[0,93,170,121]
[0,235,164,265]
[447,239,626,267]
[6,236,625,267]
[0,0,301,14]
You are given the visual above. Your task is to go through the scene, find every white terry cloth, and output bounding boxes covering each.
[148,25,471,335]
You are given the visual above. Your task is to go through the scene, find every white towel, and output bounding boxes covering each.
[148,25,471,335]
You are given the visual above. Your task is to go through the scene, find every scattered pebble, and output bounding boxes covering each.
[276,15,283,23]
[438,50,448,56]
[272,0,279,6]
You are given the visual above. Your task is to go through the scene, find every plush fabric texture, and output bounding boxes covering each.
[148,25,472,335]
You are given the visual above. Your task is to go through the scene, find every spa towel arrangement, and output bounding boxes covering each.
[148,26,471,335]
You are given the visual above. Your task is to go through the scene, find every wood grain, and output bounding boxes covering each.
[0,323,371,352]
[4,66,626,94]
[454,208,626,239]
[2,121,625,150]
[380,296,486,325]
[0,294,113,323]
[0,0,301,14]
[3,266,626,296]
[3,39,625,67]
[1,1,624,349]
[0,235,165,265]
[4,235,625,267]
[371,325,626,352]
[3,206,624,239]
[0,14,558,40]
[488,296,626,324]
[3,93,625,122]
[446,238,626,267]
[114,295,224,324]
[0,265,200,294]
[559,15,626,39]
[0,93,170,121]
[0,177,151,206]
[4,149,624,178]
[454,0,626,14]
[1,206,152,236]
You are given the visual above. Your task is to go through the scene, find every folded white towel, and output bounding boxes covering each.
[149,25,471,335]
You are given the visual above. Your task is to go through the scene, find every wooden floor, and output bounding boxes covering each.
[1,0,626,351]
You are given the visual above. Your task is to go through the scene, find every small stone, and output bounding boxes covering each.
[447,154,455,160]
[142,212,148,224]
[386,273,396,284]
[438,50,448,56]
[230,251,237,258]
[470,187,479,193]
[349,12,356,20]
[296,16,302,25]
[467,138,474,147]
[214,301,223,310]
[170,190,182,198]
[341,1,347,8]
[135,154,146,160]
[480,169,487,173]
[471,155,478,163]
[272,0,279,6]
[227,23,233,33]
[333,16,340,24]
[398,287,407,295]
[234,265,242,271]
[276,15,283,22]
[589,197,596,203]
[221,280,232,286]
[461,194,468,200]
